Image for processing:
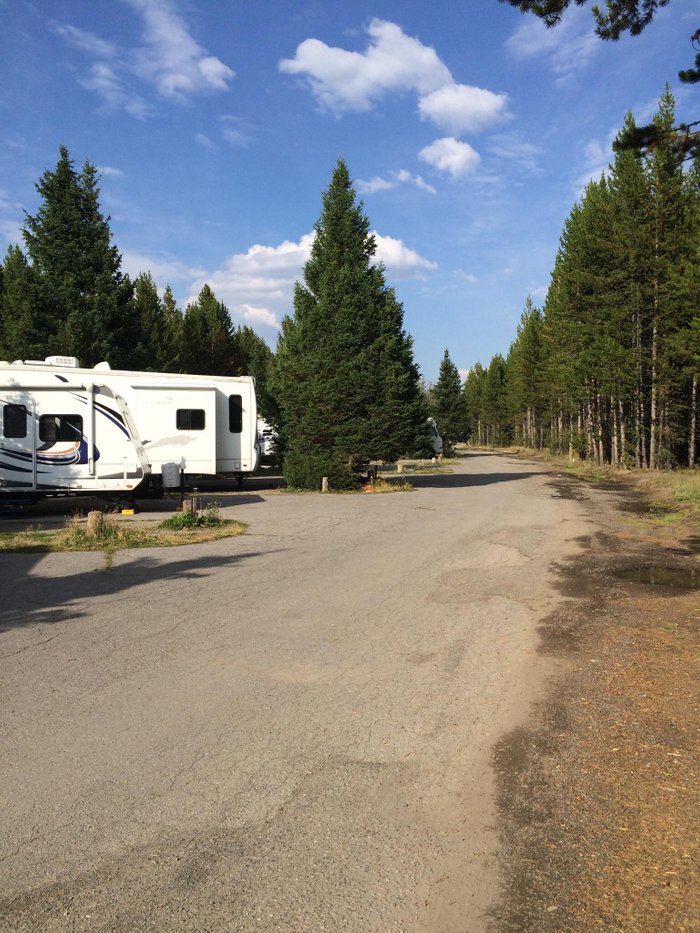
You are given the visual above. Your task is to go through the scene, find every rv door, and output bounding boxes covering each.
[0,399,36,491]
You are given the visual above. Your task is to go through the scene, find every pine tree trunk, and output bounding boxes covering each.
[595,394,604,466]
[568,412,574,462]
[619,400,627,468]
[690,375,697,469]
[649,321,658,469]
[611,395,619,468]
[585,397,595,462]
[558,410,563,456]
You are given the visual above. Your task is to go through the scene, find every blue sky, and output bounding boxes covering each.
[1,0,697,382]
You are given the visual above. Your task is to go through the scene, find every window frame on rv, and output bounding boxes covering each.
[3,403,28,439]
[228,394,243,434]
[38,414,84,443]
[176,409,206,431]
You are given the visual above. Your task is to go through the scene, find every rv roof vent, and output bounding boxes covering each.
[93,361,112,371]
[45,355,80,367]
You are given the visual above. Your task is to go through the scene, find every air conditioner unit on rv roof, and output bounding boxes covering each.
[45,356,80,367]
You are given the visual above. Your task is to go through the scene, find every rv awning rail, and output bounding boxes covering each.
[130,383,216,390]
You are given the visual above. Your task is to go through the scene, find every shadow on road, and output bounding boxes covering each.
[0,549,274,635]
[408,471,542,489]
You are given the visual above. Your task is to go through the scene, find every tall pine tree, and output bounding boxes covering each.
[22,146,136,367]
[180,284,235,375]
[273,159,428,489]
[432,349,467,453]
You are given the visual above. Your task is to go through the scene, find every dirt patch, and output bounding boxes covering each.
[490,480,699,931]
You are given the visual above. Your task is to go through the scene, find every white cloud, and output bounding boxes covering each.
[372,233,437,276]
[457,271,478,284]
[573,127,618,195]
[458,367,470,383]
[280,19,450,112]
[98,165,125,178]
[419,138,480,179]
[240,304,280,328]
[219,115,250,146]
[184,229,436,333]
[187,234,314,330]
[418,84,508,135]
[488,133,542,175]
[505,6,600,81]
[56,24,119,59]
[56,0,235,116]
[356,175,396,194]
[121,250,205,285]
[79,62,152,119]
[356,169,436,195]
[280,19,506,135]
[194,132,217,150]
[125,0,234,98]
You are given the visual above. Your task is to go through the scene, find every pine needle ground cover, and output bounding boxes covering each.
[489,470,699,932]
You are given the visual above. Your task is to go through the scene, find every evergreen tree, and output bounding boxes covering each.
[432,349,467,452]
[180,284,234,375]
[464,362,487,444]
[482,354,511,445]
[131,272,165,370]
[22,146,135,367]
[160,285,184,372]
[230,325,278,424]
[272,159,427,489]
[0,246,42,361]
[471,88,697,469]
[506,298,546,448]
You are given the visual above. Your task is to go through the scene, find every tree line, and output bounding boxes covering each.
[0,145,277,421]
[4,87,693,484]
[0,149,446,487]
[461,88,699,468]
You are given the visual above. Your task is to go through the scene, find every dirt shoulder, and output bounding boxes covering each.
[490,467,699,932]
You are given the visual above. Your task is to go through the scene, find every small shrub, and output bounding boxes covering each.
[160,502,223,530]
[282,448,356,491]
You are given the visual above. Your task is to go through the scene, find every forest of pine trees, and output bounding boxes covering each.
[463,89,699,469]
[2,88,697,480]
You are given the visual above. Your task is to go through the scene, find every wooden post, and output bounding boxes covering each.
[321,476,329,493]
[86,510,105,537]
[182,497,195,516]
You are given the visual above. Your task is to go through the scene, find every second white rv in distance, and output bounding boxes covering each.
[2,357,259,495]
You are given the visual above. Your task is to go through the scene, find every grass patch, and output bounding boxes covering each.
[362,477,414,493]
[0,508,247,554]
[159,502,225,530]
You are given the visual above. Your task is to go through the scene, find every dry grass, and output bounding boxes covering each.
[362,477,414,493]
[0,513,247,553]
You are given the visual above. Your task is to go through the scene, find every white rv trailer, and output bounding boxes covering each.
[0,363,150,500]
[2,358,258,489]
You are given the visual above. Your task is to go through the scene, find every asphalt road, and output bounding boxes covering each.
[0,453,593,932]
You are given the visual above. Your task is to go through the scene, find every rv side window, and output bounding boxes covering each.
[39,414,83,443]
[228,395,243,433]
[176,409,205,431]
[3,404,28,438]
